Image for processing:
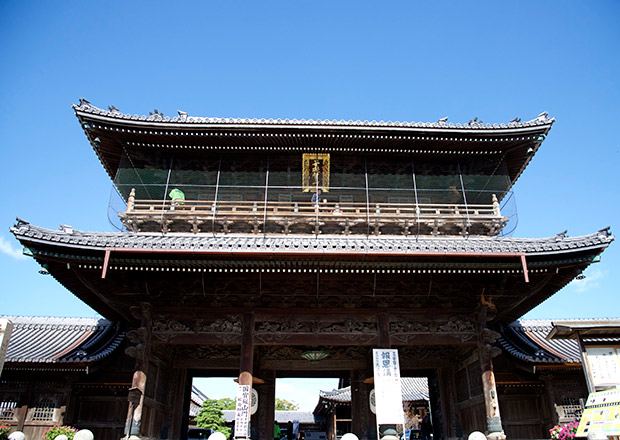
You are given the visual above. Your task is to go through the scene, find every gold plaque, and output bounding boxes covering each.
[302,153,330,192]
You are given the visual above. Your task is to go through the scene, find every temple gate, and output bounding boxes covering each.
[9,101,613,440]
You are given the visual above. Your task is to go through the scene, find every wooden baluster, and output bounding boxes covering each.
[127,188,136,212]
[492,194,501,216]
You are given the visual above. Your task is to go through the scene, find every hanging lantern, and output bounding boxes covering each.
[301,350,329,362]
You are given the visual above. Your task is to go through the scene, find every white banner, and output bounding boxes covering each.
[373,348,405,426]
[234,384,251,438]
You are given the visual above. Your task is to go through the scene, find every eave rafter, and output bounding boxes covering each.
[73,101,554,190]
[11,220,613,324]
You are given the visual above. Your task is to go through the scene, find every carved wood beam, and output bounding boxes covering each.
[152,330,477,346]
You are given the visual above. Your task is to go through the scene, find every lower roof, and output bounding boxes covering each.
[9,221,614,324]
[10,220,613,256]
[2,316,124,368]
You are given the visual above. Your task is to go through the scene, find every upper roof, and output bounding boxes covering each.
[2,316,124,368]
[74,99,554,131]
[73,100,554,192]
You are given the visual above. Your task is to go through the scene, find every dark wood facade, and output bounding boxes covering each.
[7,102,614,440]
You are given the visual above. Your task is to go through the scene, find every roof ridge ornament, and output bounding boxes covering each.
[14,217,29,229]
[78,97,92,108]
[73,100,555,129]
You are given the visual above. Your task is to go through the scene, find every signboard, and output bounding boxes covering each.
[0,319,13,377]
[302,153,330,192]
[373,348,405,426]
[234,384,251,439]
[576,388,620,437]
[586,346,620,388]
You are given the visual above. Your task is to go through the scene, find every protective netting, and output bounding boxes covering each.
[109,149,517,236]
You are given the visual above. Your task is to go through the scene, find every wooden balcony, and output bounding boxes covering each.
[119,189,508,236]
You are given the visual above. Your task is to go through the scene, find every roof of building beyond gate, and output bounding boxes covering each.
[2,316,124,367]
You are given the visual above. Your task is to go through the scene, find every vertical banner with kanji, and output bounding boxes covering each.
[373,348,405,426]
[235,384,251,439]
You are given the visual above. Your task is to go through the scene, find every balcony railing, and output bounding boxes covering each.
[119,189,508,236]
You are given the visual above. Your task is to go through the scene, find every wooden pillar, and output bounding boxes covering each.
[351,369,373,440]
[438,365,459,440]
[476,307,505,440]
[377,313,391,349]
[445,364,463,439]
[169,367,189,440]
[257,370,276,440]
[125,303,152,438]
[576,333,596,393]
[240,313,255,387]
[351,370,363,436]
[541,374,558,428]
[236,312,255,439]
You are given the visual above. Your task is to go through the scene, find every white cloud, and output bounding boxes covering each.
[275,381,296,393]
[276,378,339,411]
[573,267,605,293]
[0,236,27,260]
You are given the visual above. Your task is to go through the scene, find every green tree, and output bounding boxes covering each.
[196,399,232,439]
[275,398,299,411]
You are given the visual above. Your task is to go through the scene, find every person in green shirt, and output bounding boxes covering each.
[274,424,281,440]
[169,188,185,210]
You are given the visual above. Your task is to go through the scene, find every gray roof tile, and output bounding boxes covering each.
[319,377,429,403]
[2,316,123,364]
[499,319,583,363]
[10,221,613,256]
[73,100,554,131]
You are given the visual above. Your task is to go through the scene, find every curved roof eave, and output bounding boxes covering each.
[10,221,613,258]
[73,102,554,135]
[73,101,554,195]
[3,316,124,365]
[498,319,584,364]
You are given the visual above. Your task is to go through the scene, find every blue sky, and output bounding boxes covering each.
[0,3,618,322]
